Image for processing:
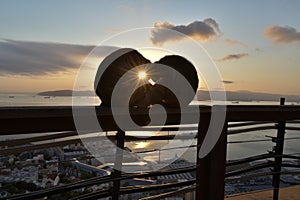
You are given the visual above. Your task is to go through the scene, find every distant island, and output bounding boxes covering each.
[37,89,300,102]
[37,90,95,97]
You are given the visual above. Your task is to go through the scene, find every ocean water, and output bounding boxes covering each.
[0,93,100,107]
[2,92,299,107]
[0,93,299,163]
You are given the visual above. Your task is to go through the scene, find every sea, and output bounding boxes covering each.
[0,93,299,164]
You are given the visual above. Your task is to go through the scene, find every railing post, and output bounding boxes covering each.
[196,114,228,200]
[112,129,125,200]
[272,98,286,200]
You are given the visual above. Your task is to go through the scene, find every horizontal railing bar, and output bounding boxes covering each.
[0,134,196,155]
[2,105,300,134]
[133,144,197,154]
[1,132,297,156]
[0,138,84,156]
[139,185,196,200]
[226,153,300,167]
[226,171,300,181]
[281,163,300,169]
[2,134,298,156]
[1,133,297,156]
[0,126,197,136]
[1,134,297,156]
[226,153,273,166]
[228,139,271,144]
[73,179,196,200]
[228,136,300,144]
[0,131,78,146]
[228,121,273,128]
[282,154,300,160]
[285,127,300,131]
[70,188,110,200]
[284,137,300,140]
[228,125,276,135]
[120,180,195,194]
[286,120,300,124]
[53,152,300,169]
[228,161,300,178]
[226,162,274,177]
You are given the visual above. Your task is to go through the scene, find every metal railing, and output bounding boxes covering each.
[1,99,300,199]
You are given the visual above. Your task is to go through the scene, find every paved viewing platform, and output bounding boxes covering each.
[226,185,300,200]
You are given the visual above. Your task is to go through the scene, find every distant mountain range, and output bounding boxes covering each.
[197,90,300,102]
[37,89,300,102]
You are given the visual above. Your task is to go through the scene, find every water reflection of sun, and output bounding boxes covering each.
[134,141,149,149]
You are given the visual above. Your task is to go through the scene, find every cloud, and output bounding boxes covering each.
[0,39,117,76]
[150,18,222,45]
[264,25,300,44]
[224,38,249,48]
[221,80,234,84]
[255,48,261,51]
[217,53,248,62]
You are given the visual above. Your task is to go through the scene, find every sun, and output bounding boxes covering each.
[137,70,156,85]
[135,142,148,149]
[138,71,147,79]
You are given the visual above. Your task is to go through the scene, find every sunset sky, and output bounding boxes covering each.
[0,0,300,95]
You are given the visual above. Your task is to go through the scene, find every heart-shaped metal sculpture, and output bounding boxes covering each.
[95,48,199,108]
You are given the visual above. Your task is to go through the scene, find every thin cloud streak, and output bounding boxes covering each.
[224,38,249,48]
[216,53,248,62]
[222,80,234,84]
[150,18,222,46]
[264,25,300,44]
[0,39,117,76]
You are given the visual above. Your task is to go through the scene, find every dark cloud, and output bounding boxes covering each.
[221,80,234,84]
[0,39,117,76]
[217,53,248,62]
[224,38,249,48]
[150,18,221,45]
[264,25,300,44]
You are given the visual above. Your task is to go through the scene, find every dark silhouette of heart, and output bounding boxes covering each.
[95,48,151,107]
[153,55,199,107]
[129,84,180,126]
[94,48,198,127]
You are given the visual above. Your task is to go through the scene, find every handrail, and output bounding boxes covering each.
[228,125,276,135]
[228,121,273,127]
[0,131,78,146]
[226,153,273,166]
[1,104,300,200]
[2,105,300,134]
[226,162,274,177]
